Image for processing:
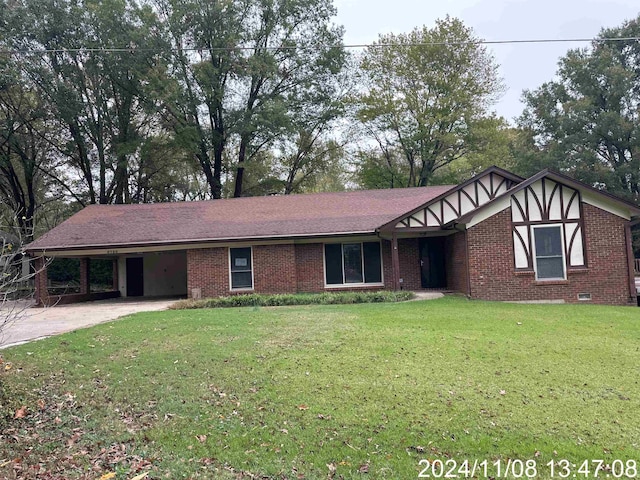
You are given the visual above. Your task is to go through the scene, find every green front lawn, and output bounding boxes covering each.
[1,297,639,479]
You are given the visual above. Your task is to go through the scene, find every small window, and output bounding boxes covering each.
[533,226,565,280]
[324,242,383,286]
[230,247,253,290]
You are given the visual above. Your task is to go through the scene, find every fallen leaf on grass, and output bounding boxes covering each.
[14,406,27,419]
[99,473,116,480]
[37,399,45,410]
[297,404,309,410]
[0,460,10,467]
[129,472,150,480]
[195,435,207,443]
[359,463,370,473]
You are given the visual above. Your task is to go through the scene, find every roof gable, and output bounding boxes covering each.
[378,166,524,232]
[460,169,640,228]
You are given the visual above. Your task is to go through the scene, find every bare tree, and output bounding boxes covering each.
[0,217,45,346]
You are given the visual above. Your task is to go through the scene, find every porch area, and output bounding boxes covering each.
[386,230,469,295]
[34,250,188,306]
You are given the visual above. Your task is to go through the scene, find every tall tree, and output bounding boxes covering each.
[519,14,640,204]
[354,17,504,187]
[156,0,346,198]
[7,0,168,205]
[0,83,53,241]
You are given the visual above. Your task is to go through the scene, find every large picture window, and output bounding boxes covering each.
[230,247,253,290]
[533,226,565,280]
[324,242,383,286]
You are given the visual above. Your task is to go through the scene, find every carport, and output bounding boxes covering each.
[117,250,187,298]
[29,247,188,306]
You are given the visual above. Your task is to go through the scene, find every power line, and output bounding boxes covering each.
[1,36,639,55]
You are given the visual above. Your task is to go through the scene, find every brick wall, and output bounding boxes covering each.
[187,247,229,298]
[445,231,469,294]
[467,204,634,305]
[397,238,421,290]
[254,244,297,294]
[294,244,324,292]
[186,238,452,297]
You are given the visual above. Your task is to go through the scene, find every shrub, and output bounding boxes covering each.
[170,290,415,310]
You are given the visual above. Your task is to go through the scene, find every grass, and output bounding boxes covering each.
[1,297,639,479]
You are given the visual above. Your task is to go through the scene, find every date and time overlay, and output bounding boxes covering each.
[418,459,638,478]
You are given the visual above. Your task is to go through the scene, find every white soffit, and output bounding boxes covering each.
[581,190,631,220]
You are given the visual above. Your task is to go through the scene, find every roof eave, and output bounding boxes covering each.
[24,229,382,254]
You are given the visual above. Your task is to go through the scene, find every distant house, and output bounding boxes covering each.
[25,167,640,306]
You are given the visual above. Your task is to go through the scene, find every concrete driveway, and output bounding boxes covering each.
[0,298,178,349]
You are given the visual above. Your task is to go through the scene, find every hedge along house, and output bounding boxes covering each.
[25,166,640,306]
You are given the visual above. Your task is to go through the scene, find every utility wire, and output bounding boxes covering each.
[0,36,639,55]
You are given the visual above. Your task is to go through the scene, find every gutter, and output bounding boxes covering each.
[25,230,381,255]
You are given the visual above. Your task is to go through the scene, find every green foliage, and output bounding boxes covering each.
[518,14,640,205]
[159,0,347,198]
[1,298,640,477]
[354,17,504,188]
[46,258,79,283]
[171,290,415,309]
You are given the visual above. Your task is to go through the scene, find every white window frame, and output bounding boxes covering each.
[531,225,566,281]
[323,241,384,289]
[229,246,254,291]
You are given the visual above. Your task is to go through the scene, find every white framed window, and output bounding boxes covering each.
[229,247,253,290]
[323,242,383,287]
[532,225,566,280]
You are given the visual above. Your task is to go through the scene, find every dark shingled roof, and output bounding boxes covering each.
[26,186,454,252]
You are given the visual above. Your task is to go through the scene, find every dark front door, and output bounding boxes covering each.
[126,257,144,297]
[419,237,447,289]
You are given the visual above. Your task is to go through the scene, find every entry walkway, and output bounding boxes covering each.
[0,297,177,349]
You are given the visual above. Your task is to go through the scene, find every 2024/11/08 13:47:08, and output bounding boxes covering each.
[417,459,638,478]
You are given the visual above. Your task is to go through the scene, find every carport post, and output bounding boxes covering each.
[79,258,90,295]
[33,256,50,307]
[112,259,118,291]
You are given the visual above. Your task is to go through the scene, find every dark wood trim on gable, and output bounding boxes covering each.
[378,166,524,233]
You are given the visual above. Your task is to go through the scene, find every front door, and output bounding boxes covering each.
[126,257,144,297]
[419,237,447,289]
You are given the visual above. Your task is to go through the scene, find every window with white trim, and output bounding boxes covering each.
[533,225,565,280]
[230,247,253,289]
[324,242,382,286]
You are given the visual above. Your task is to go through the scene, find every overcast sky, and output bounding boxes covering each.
[334,0,639,123]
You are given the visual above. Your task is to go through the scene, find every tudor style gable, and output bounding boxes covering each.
[386,168,523,230]
[510,178,586,272]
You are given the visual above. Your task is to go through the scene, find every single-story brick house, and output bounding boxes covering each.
[25,167,640,306]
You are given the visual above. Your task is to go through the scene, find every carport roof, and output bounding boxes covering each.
[26,185,454,252]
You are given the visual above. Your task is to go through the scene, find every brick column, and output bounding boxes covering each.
[112,258,118,291]
[391,233,400,291]
[79,258,90,295]
[33,256,50,307]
